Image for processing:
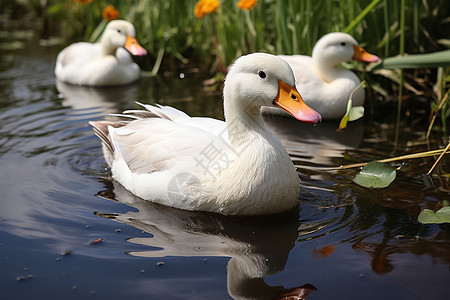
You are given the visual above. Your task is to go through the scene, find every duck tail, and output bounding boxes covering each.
[89,121,123,157]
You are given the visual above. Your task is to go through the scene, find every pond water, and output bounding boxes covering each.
[0,38,449,300]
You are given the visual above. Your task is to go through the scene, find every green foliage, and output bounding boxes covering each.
[371,50,450,70]
[339,98,364,130]
[339,80,366,130]
[417,206,450,224]
[7,0,447,68]
[353,162,396,188]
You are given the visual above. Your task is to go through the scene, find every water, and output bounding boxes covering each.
[0,38,449,300]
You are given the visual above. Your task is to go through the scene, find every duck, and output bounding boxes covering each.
[55,20,147,86]
[89,53,322,215]
[277,32,380,119]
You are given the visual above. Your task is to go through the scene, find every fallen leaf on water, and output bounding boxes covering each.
[417,206,450,224]
[353,162,396,188]
[312,245,335,258]
[89,238,104,245]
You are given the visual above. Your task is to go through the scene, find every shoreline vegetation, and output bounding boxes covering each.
[2,1,448,67]
[2,1,448,110]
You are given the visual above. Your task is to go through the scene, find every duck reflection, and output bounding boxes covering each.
[56,80,140,114]
[262,114,364,166]
[96,181,317,300]
[352,217,450,274]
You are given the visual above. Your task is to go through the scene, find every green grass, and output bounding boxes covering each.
[25,0,448,67]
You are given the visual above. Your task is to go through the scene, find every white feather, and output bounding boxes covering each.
[275,32,377,119]
[55,20,145,86]
[91,53,319,215]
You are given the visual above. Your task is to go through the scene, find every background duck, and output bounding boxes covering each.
[90,53,321,215]
[278,32,379,119]
[55,20,147,86]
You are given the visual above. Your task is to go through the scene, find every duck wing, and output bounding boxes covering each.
[90,105,232,176]
[55,43,103,84]
[128,103,228,138]
[56,42,100,69]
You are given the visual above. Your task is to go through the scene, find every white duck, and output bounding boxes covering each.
[278,32,379,119]
[89,53,321,215]
[55,20,147,86]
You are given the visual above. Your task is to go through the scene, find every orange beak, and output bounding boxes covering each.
[125,35,147,56]
[274,80,322,124]
[352,45,379,62]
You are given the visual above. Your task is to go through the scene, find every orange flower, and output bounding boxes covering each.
[72,0,94,4]
[194,0,219,18]
[102,5,120,21]
[237,0,257,11]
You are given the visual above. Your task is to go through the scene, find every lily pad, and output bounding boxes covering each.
[417,207,450,224]
[353,162,396,188]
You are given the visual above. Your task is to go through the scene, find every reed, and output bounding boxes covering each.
[41,0,448,67]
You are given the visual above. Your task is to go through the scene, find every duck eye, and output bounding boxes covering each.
[117,29,122,33]
[341,42,346,46]
[258,71,266,78]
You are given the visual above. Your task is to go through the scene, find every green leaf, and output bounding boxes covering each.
[343,0,383,33]
[339,81,366,130]
[348,106,365,121]
[339,100,365,130]
[417,207,450,224]
[47,3,63,16]
[371,50,450,70]
[353,162,396,188]
[339,113,349,130]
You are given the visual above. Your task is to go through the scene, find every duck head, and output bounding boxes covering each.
[101,20,147,56]
[224,53,322,124]
[312,32,379,67]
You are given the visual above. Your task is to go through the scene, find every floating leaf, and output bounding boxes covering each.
[417,207,450,224]
[353,162,396,188]
[89,238,105,245]
[312,245,335,258]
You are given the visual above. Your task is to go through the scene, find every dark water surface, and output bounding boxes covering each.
[0,39,449,300]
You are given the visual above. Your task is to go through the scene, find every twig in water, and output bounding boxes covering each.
[427,141,450,175]
[327,148,449,170]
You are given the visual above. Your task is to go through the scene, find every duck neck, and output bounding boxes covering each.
[224,100,270,152]
[100,36,118,57]
[312,54,345,83]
